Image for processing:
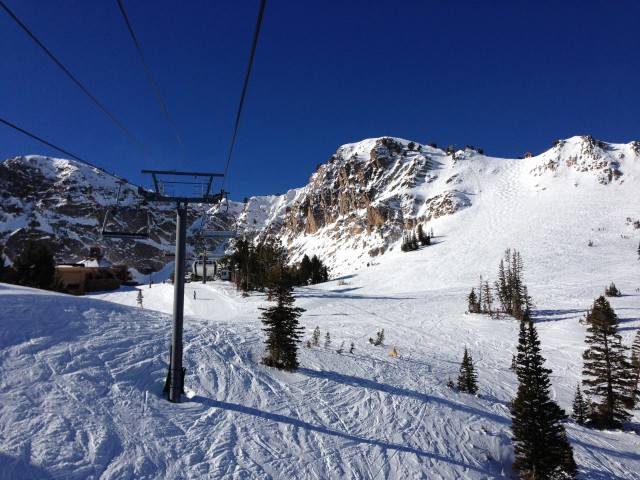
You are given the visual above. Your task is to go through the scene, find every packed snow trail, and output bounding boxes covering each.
[2,274,640,478]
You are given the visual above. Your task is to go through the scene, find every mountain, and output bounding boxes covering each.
[1,135,639,279]
[233,135,640,277]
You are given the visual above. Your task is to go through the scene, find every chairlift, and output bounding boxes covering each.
[101,180,152,239]
[198,208,238,239]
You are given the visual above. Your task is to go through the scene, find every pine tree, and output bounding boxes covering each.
[494,249,531,321]
[324,331,331,348]
[511,320,577,479]
[260,281,305,371]
[417,224,431,246]
[13,240,57,290]
[630,330,640,408]
[481,279,493,316]
[604,282,620,297]
[137,290,143,308]
[582,296,633,429]
[298,254,312,285]
[571,385,588,425]
[456,347,478,394]
[467,288,481,313]
[311,326,321,347]
[374,329,385,346]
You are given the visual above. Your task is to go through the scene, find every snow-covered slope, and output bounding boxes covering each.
[1,129,640,478]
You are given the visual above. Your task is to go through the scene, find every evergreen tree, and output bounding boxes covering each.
[417,224,431,246]
[604,282,620,297]
[374,329,385,346]
[511,320,577,479]
[630,330,640,408]
[467,288,481,313]
[481,279,493,316]
[260,281,305,371]
[13,240,57,290]
[494,249,531,320]
[324,331,331,348]
[571,385,588,425]
[311,326,321,347]
[582,296,633,428]
[298,254,312,285]
[137,290,143,308]
[456,347,478,394]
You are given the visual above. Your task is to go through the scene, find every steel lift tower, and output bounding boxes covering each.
[142,170,224,403]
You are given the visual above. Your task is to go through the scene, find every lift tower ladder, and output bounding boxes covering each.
[141,170,224,403]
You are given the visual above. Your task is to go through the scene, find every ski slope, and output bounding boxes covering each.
[2,136,640,478]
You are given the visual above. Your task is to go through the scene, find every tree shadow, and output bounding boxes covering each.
[569,435,640,480]
[532,309,586,322]
[189,396,491,475]
[298,368,510,426]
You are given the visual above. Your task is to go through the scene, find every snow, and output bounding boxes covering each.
[1,136,640,478]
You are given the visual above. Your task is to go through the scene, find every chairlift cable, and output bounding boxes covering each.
[220,0,267,191]
[0,0,155,159]
[0,117,104,172]
[117,0,192,167]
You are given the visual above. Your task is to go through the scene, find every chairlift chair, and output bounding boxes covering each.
[101,180,152,239]
[198,211,238,239]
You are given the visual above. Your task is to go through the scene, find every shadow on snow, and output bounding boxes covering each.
[189,396,491,475]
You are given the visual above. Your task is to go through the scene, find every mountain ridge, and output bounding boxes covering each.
[1,135,639,278]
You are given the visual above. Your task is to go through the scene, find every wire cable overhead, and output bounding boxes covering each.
[1,117,104,172]
[0,0,154,159]
[220,0,267,191]
[117,0,191,166]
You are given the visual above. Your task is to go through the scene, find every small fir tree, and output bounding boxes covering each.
[311,326,321,347]
[511,320,577,479]
[260,281,305,371]
[481,279,493,316]
[571,384,588,425]
[336,341,345,355]
[137,290,144,308]
[374,329,385,346]
[467,288,481,313]
[324,331,331,348]
[456,347,478,394]
[582,296,633,429]
[604,282,620,297]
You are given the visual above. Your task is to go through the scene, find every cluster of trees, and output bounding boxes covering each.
[0,241,63,291]
[296,254,329,286]
[401,224,432,252]
[226,238,329,296]
[604,282,621,297]
[468,249,533,321]
[307,326,355,354]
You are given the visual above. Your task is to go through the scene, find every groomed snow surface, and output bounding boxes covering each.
[2,145,640,479]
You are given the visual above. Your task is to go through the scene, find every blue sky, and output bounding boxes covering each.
[1,1,639,200]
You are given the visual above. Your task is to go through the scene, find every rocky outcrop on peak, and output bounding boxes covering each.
[529,135,634,184]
